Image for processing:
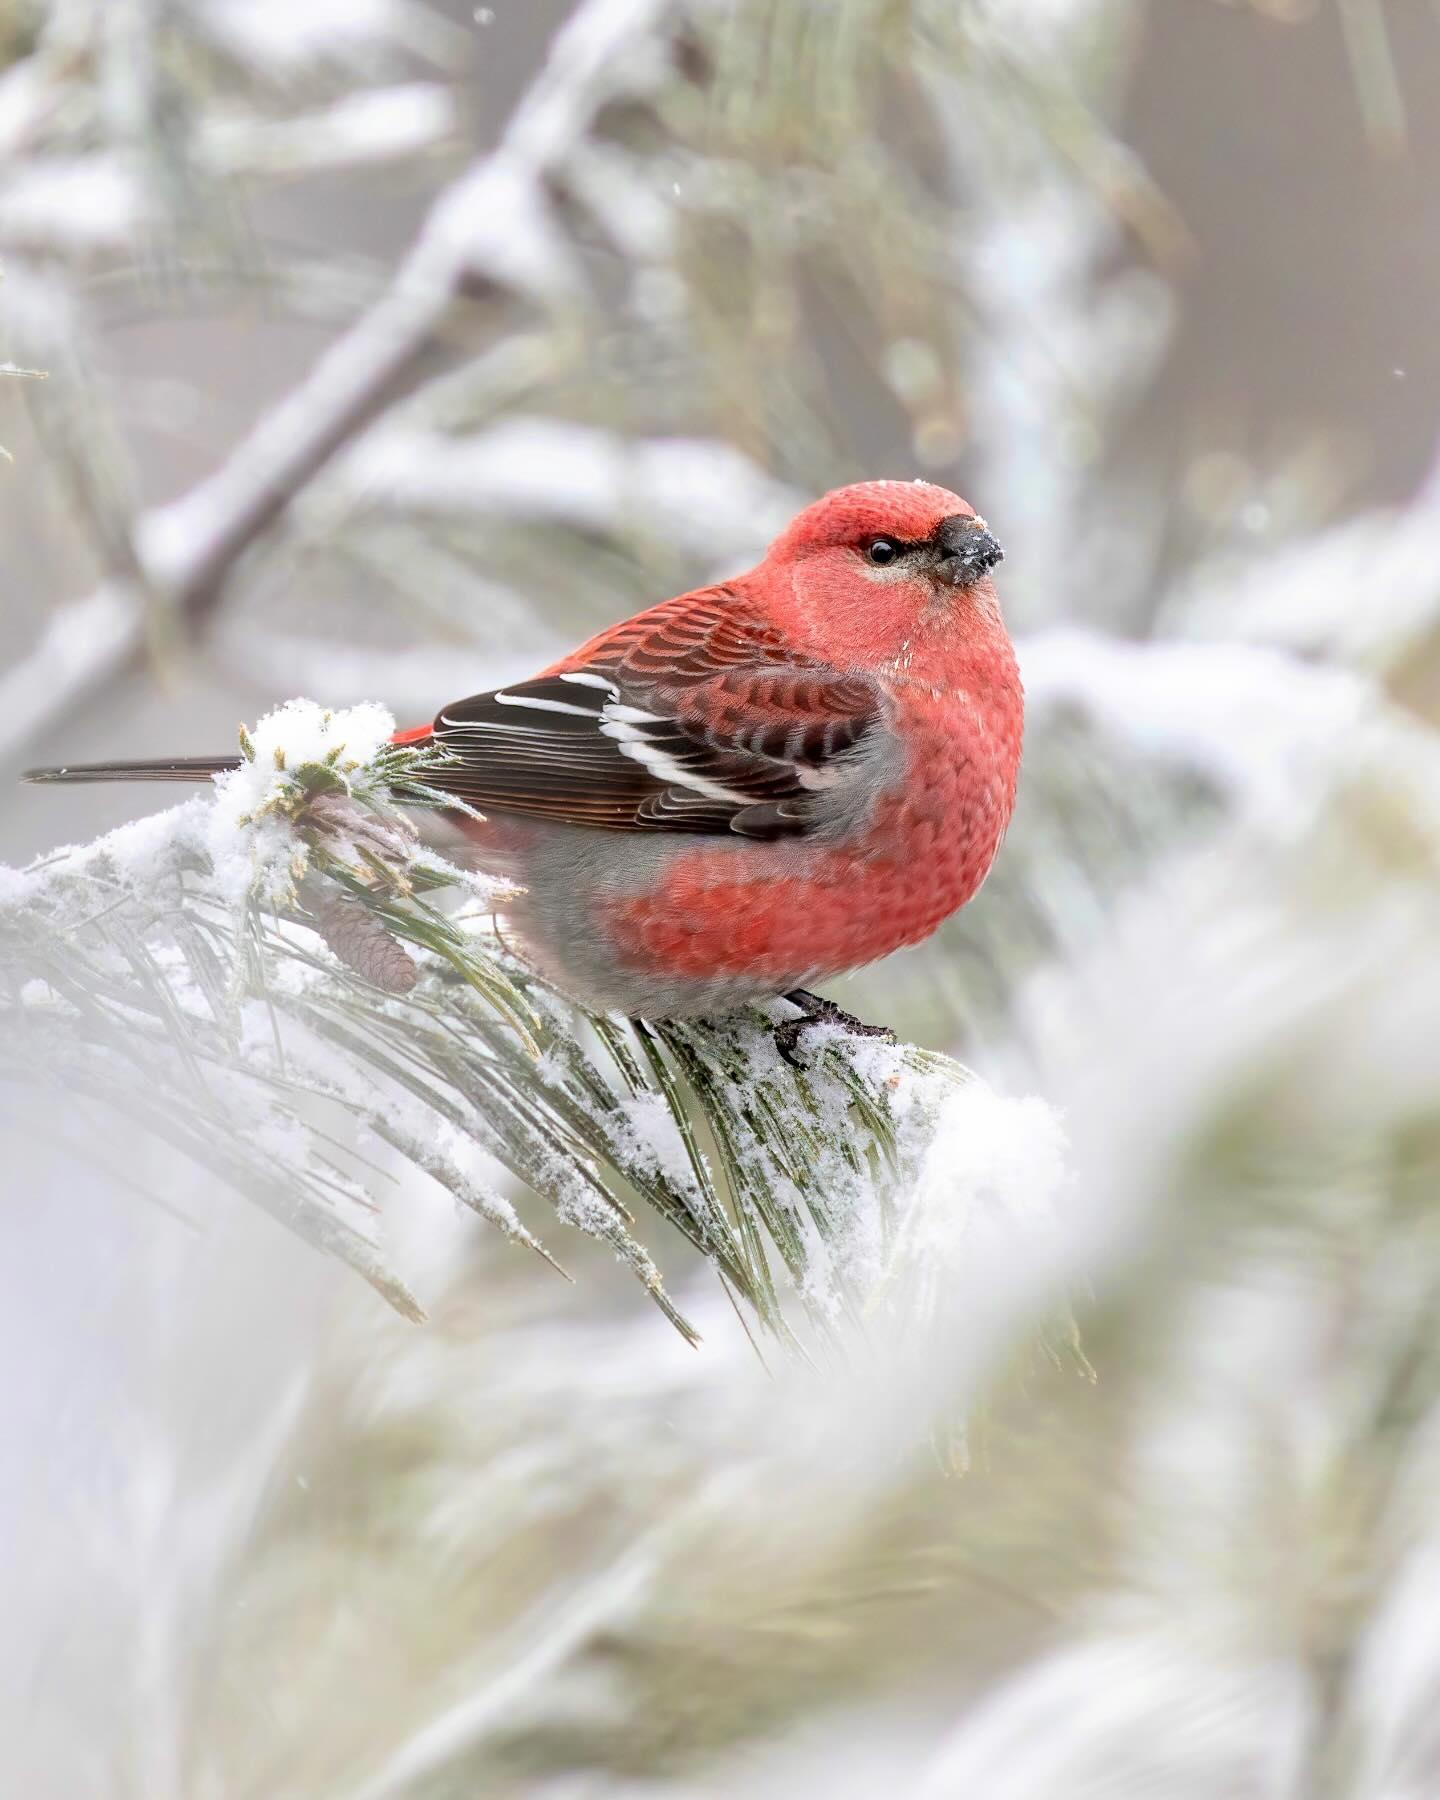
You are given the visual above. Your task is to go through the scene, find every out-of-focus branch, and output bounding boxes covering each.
[0,0,679,766]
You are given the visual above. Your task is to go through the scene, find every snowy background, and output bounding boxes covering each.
[5,1,1440,1794]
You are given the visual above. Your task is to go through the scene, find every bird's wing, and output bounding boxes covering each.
[427,591,882,839]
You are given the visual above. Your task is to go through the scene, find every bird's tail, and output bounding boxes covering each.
[22,755,242,785]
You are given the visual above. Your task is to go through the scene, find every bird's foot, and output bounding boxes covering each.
[774,988,895,1069]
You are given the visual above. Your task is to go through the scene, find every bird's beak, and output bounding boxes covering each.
[935,515,1004,586]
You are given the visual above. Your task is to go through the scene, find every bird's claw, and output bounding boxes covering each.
[774,989,895,1068]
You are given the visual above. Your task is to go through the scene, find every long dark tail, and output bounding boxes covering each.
[22,755,242,785]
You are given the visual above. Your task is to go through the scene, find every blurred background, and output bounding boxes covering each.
[5,0,1440,1794]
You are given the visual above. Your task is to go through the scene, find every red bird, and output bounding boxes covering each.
[26,481,1021,1053]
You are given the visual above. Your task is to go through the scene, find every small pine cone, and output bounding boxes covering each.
[313,893,420,994]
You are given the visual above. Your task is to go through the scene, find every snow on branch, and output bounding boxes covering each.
[331,419,800,564]
[0,0,689,765]
[0,699,1065,1347]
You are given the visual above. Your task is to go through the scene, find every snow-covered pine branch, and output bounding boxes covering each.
[0,698,1066,1348]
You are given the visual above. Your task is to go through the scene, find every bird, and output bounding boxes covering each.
[25,480,1021,1058]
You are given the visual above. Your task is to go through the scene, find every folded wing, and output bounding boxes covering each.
[428,591,880,840]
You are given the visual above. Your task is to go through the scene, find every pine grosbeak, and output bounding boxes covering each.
[26,481,1020,1043]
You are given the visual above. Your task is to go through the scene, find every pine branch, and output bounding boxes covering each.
[0,698,1032,1346]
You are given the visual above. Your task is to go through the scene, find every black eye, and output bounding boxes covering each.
[867,537,899,566]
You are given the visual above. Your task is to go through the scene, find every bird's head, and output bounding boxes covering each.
[757,479,1007,669]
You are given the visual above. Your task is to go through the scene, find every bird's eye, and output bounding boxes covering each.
[867,537,899,566]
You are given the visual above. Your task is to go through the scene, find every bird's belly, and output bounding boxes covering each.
[601,781,1004,1015]
[611,795,1001,982]
[461,736,1012,1019]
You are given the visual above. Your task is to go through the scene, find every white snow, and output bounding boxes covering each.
[1019,627,1378,826]
[1172,478,1440,674]
[835,1042,1070,1332]
[201,85,457,176]
[0,157,145,253]
[206,699,396,906]
[614,1089,702,1194]
[200,0,405,71]
[339,420,799,565]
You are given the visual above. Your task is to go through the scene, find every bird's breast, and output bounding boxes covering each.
[860,667,1023,918]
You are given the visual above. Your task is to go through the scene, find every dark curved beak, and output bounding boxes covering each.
[936,515,1004,586]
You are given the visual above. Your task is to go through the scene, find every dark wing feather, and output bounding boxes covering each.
[427,591,881,839]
